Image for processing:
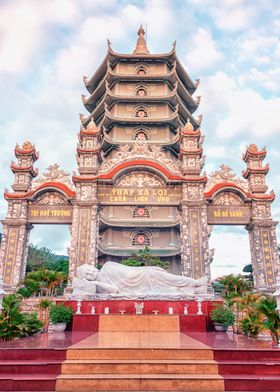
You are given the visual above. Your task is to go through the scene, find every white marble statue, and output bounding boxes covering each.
[71,261,208,299]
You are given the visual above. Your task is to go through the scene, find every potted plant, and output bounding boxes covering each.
[49,304,73,332]
[210,304,235,332]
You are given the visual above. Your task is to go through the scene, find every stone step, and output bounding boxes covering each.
[55,373,225,391]
[61,358,219,374]
[224,374,280,391]
[66,348,214,360]
[214,349,280,361]
[0,360,61,374]
[219,360,280,375]
[0,349,66,361]
[0,374,57,391]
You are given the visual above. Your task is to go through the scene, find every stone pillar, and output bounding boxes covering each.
[180,186,210,280]
[243,144,279,291]
[68,119,101,282]
[68,184,99,281]
[246,221,279,291]
[179,120,210,281]
[0,142,38,292]
[0,201,32,292]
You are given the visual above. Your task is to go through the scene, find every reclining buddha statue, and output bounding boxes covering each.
[72,261,208,299]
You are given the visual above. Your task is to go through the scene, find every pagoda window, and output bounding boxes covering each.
[135,63,149,75]
[136,88,147,96]
[137,69,146,75]
[135,107,148,118]
[132,231,151,246]
[135,131,149,141]
[132,206,150,218]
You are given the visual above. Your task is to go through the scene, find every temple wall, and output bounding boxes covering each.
[100,227,180,248]
[100,205,179,220]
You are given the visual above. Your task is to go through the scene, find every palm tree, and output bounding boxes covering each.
[257,296,280,344]
[216,274,253,306]
[232,292,265,334]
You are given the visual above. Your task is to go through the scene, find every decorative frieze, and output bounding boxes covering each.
[205,164,248,193]
[33,163,73,190]
[100,143,180,174]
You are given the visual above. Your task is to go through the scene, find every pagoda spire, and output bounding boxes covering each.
[133,25,150,55]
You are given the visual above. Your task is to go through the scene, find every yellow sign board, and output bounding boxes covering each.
[98,186,182,205]
[28,206,73,223]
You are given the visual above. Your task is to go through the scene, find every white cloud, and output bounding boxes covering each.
[189,0,258,31]
[184,28,222,72]
[246,67,280,91]
[210,1,257,32]
[206,145,228,159]
[0,0,79,74]
[199,71,280,140]
[210,228,251,279]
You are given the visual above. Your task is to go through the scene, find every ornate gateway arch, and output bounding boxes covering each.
[0,28,279,293]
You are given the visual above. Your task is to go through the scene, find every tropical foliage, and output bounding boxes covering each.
[0,294,43,341]
[210,304,235,327]
[121,246,169,269]
[257,296,280,344]
[213,274,253,305]
[49,304,73,324]
[239,312,264,338]
[18,268,67,298]
[26,244,69,274]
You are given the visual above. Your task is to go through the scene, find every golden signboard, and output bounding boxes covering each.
[28,205,73,223]
[207,206,251,225]
[98,186,182,205]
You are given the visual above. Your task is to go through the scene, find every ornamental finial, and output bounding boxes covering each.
[183,118,194,133]
[86,118,99,133]
[22,141,33,150]
[133,25,150,55]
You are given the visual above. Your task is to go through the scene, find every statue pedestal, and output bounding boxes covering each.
[71,313,208,333]
[58,299,221,333]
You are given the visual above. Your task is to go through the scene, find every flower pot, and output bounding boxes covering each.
[49,322,66,332]
[214,323,228,332]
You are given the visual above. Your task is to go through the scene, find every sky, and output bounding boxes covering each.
[0,0,279,279]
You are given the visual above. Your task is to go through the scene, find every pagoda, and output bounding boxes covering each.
[72,26,206,276]
[1,27,279,294]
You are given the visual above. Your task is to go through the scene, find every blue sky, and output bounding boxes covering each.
[0,0,279,278]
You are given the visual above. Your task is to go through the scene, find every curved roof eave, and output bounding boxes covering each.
[108,46,176,61]
[174,54,197,92]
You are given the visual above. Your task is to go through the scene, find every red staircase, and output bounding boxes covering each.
[215,348,280,391]
[0,347,66,391]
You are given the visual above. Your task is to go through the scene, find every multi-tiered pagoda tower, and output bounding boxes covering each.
[71,26,207,277]
[1,27,279,293]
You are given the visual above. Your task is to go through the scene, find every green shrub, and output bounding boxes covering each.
[23,313,43,335]
[239,312,263,338]
[49,304,73,324]
[257,296,280,344]
[0,294,43,341]
[210,304,235,327]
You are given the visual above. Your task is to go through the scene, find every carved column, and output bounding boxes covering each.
[68,196,99,280]
[0,142,38,292]
[68,119,101,281]
[179,120,210,280]
[243,144,279,291]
